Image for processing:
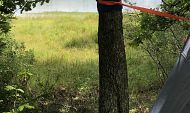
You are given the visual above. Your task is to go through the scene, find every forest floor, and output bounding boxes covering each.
[12,12,160,113]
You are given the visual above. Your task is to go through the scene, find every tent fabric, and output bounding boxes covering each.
[150,32,190,113]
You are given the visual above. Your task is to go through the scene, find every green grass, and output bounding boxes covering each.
[12,12,159,112]
[13,12,98,62]
[126,46,159,92]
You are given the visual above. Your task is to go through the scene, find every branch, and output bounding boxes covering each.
[162,0,170,6]
[148,38,168,80]
[140,44,166,85]
[169,26,182,50]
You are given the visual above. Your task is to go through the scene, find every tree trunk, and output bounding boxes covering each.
[98,10,129,113]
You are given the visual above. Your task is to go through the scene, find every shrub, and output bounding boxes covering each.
[0,34,35,112]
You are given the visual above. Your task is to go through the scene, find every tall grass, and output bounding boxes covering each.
[12,13,98,62]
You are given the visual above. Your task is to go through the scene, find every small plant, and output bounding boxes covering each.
[2,85,34,113]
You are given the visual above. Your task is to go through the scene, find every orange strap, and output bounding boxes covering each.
[185,37,188,41]
[98,0,189,22]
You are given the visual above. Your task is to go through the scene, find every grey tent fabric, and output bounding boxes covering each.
[150,33,190,113]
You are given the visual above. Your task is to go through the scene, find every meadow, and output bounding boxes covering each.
[12,12,159,112]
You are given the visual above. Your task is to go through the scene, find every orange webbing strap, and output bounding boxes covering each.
[97,0,189,22]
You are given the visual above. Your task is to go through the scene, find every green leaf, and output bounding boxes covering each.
[17,72,25,78]
[18,105,25,111]
[26,105,35,109]
[16,94,20,97]
[5,85,16,91]
[0,100,3,102]
[18,103,35,111]
[72,97,79,100]
[24,103,35,109]
[17,89,24,93]
[27,72,33,76]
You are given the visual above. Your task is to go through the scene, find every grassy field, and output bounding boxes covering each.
[12,12,159,112]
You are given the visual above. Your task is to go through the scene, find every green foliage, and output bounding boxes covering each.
[129,1,190,46]
[160,0,190,16]
[18,103,35,112]
[17,71,33,79]
[0,0,55,113]
[124,1,190,88]
[0,0,50,14]
[0,35,35,112]
[0,14,13,34]
[0,36,34,83]
[140,12,174,31]
[123,3,190,110]
[3,85,34,113]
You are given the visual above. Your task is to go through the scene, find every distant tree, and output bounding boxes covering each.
[97,0,129,112]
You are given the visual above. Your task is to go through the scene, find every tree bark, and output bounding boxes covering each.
[98,10,129,113]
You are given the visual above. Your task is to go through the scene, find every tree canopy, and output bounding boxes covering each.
[0,0,50,14]
[130,0,190,46]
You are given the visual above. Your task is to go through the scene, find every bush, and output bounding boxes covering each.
[124,11,190,87]
[0,34,35,112]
